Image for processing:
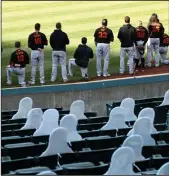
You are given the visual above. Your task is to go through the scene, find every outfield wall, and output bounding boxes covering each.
[2,74,169,116]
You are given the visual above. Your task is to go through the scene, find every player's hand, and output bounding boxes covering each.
[38,48,42,52]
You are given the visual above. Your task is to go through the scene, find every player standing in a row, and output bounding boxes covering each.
[28,23,48,85]
[134,20,148,72]
[50,22,70,83]
[94,19,114,77]
[147,15,164,67]
[117,16,136,75]
[159,33,169,65]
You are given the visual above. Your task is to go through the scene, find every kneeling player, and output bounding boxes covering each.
[134,21,148,72]
[159,33,169,65]
[68,37,93,80]
[6,41,30,87]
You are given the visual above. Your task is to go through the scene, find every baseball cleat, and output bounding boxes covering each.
[28,81,35,85]
[63,79,68,83]
[103,74,110,77]
[6,82,12,86]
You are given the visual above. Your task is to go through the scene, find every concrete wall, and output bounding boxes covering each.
[2,74,169,116]
[2,81,169,116]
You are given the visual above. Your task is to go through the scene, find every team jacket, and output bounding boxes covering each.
[50,29,69,52]
[160,33,169,47]
[10,49,30,68]
[135,26,148,46]
[147,19,164,34]
[147,22,164,38]
[74,44,94,68]
[118,24,136,47]
[94,27,114,44]
[28,32,48,50]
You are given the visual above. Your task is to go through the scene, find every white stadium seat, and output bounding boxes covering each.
[157,162,169,175]
[122,134,145,161]
[160,90,169,106]
[104,147,136,175]
[40,127,73,157]
[33,109,59,136]
[60,114,82,142]
[120,98,137,121]
[70,100,87,119]
[12,97,33,119]
[21,108,43,130]
[101,107,129,130]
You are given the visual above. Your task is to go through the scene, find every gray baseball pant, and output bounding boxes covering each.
[120,46,134,74]
[51,51,68,81]
[31,50,44,83]
[147,38,160,67]
[6,66,25,85]
[96,43,110,76]
[135,40,145,59]
[159,46,169,64]
[68,58,88,77]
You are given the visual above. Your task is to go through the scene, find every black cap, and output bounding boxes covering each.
[81,37,87,44]
[15,41,21,48]
[102,19,108,26]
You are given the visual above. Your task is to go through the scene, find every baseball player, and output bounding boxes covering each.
[50,22,70,83]
[6,41,30,87]
[28,23,48,85]
[159,33,169,65]
[134,20,148,72]
[94,19,114,77]
[117,16,136,75]
[68,37,94,81]
[147,15,164,67]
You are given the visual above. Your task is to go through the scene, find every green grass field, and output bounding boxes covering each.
[2,1,169,88]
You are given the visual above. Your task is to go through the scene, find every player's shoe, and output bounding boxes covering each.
[68,74,73,77]
[40,81,45,85]
[97,74,102,77]
[103,74,110,78]
[6,82,12,86]
[28,81,35,85]
[63,79,68,83]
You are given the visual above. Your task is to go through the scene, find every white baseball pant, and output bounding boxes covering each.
[120,47,134,74]
[135,40,145,59]
[147,38,160,67]
[96,43,110,76]
[159,46,169,64]
[51,51,68,81]
[6,66,25,85]
[68,58,88,77]
[31,50,44,83]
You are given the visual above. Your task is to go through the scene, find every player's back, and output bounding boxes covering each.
[135,26,148,41]
[148,22,163,38]
[94,27,113,44]
[50,30,69,51]
[28,32,47,50]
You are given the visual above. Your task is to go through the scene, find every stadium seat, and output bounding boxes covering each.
[37,170,57,175]
[60,114,82,142]
[69,100,87,119]
[33,109,59,136]
[40,127,73,157]
[157,162,169,175]
[159,90,169,106]
[120,98,137,121]
[122,135,145,161]
[101,107,129,130]
[21,108,43,130]
[138,108,157,134]
[12,97,33,120]
[129,117,156,146]
[104,147,136,175]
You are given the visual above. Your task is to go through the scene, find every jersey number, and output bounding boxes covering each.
[17,55,24,62]
[152,26,160,33]
[137,31,145,38]
[98,32,107,38]
[34,38,41,44]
